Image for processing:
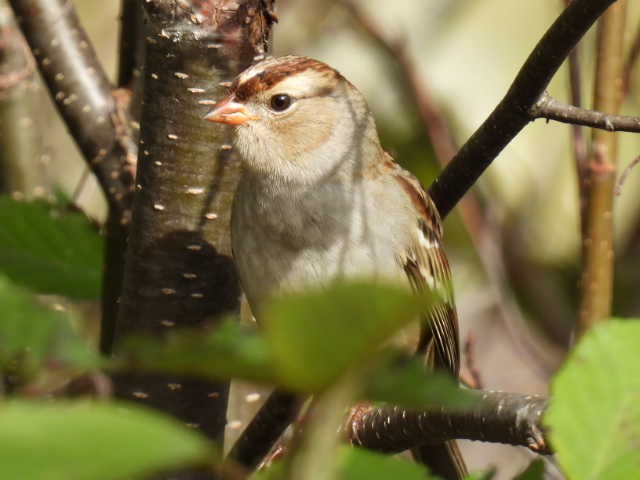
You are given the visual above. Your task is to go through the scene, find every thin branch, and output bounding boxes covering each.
[342,0,456,165]
[615,154,640,196]
[117,0,143,88]
[346,391,550,455]
[70,166,90,205]
[429,0,619,219]
[228,390,300,469]
[530,92,640,132]
[345,1,564,377]
[8,0,135,219]
[578,1,627,336]
[623,21,640,95]
[562,1,590,240]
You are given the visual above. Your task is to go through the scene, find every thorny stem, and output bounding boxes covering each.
[578,1,627,336]
[346,391,550,455]
[428,0,619,218]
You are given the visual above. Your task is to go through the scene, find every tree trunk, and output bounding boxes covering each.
[112,1,274,477]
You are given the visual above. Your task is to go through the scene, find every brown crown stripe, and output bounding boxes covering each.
[233,57,340,101]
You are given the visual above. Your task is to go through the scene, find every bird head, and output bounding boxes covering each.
[204,56,377,184]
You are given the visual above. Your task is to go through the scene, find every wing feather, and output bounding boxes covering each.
[393,168,460,376]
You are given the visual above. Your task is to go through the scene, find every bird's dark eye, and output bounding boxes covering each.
[270,94,292,112]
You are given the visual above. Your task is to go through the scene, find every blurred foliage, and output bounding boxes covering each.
[547,320,640,480]
[262,281,434,392]
[0,274,98,383]
[120,319,277,384]
[0,400,213,480]
[121,281,471,407]
[512,460,544,480]
[0,197,103,298]
[337,446,437,480]
[365,355,474,408]
[0,195,637,480]
[252,446,498,480]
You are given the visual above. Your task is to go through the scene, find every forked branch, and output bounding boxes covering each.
[429,0,619,218]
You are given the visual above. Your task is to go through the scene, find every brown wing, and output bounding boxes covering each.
[385,156,466,479]
[394,170,460,376]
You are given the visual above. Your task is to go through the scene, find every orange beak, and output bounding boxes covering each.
[203,97,257,126]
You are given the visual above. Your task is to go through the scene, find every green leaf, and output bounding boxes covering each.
[263,281,434,392]
[0,275,99,375]
[250,462,286,480]
[546,320,640,480]
[464,474,494,480]
[0,400,213,480]
[0,197,103,298]
[338,446,437,480]
[118,319,278,384]
[513,459,545,480]
[365,356,476,408]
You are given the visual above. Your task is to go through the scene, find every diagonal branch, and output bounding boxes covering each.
[530,92,640,132]
[228,390,300,469]
[345,0,564,378]
[346,390,550,455]
[8,0,135,219]
[429,0,619,218]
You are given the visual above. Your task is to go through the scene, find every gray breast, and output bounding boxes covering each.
[231,172,410,310]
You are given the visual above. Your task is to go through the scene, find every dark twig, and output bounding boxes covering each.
[8,0,135,219]
[346,391,550,455]
[562,2,590,236]
[345,0,563,377]
[9,0,137,357]
[530,92,640,132]
[429,0,618,218]
[228,390,300,469]
[117,0,144,89]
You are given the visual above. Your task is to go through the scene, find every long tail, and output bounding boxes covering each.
[412,440,468,480]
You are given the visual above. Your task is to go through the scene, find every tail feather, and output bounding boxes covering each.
[412,440,467,480]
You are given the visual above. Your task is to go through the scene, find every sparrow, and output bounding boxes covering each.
[205,55,466,480]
